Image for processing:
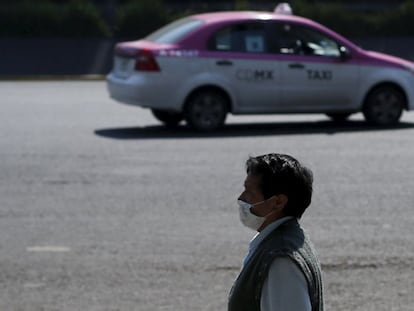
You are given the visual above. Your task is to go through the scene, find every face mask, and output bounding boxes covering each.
[238,199,267,231]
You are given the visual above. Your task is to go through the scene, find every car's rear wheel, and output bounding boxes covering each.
[151,109,183,127]
[326,112,352,122]
[185,89,228,131]
[363,86,405,125]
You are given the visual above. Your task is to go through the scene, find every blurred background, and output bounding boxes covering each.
[1,0,414,76]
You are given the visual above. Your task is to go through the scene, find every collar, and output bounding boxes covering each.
[243,216,294,266]
[250,216,295,250]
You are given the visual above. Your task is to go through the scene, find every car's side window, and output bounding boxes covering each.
[209,22,267,53]
[268,22,341,57]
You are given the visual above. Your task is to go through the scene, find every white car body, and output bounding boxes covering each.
[107,11,414,130]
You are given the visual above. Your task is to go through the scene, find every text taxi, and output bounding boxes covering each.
[107,5,414,131]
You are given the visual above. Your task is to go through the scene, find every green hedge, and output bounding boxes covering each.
[292,0,414,37]
[0,0,110,37]
[60,1,111,37]
[1,0,414,38]
[381,1,414,36]
[114,0,414,38]
[115,0,170,38]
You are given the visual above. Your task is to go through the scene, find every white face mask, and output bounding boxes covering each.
[238,199,267,231]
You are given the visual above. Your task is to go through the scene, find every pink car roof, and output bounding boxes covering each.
[193,11,309,24]
[116,10,413,69]
[188,11,359,49]
[192,11,336,32]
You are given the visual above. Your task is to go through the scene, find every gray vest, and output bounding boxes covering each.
[228,219,324,311]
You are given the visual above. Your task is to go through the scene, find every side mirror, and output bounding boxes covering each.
[339,46,351,61]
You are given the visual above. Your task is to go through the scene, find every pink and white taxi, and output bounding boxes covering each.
[107,5,414,131]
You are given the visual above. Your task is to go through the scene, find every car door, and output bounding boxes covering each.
[268,22,360,111]
[206,21,282,113]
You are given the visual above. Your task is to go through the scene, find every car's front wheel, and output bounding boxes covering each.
[151,109,183,127]
[363,86,405,125]
[184,89,228,131]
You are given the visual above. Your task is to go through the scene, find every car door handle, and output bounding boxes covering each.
[289,63,305,69]
[216,60,233,66]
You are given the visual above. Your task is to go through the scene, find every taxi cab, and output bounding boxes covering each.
[107,4,414,131]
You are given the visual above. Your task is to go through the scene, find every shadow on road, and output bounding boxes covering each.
[94,120,414,140]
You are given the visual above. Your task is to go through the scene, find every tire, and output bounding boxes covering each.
[326,113,351,122]
[151,109,183,127]
[184,89,228,131]
[363,86,405,125]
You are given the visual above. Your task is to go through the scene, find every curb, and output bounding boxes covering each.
[0,75,106,81]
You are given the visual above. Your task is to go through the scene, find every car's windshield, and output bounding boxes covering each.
[146,17,204,44]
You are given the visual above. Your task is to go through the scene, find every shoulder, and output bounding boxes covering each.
[263,219,306,253]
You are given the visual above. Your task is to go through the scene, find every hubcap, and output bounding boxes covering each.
[192,95,224,127]
[370,91,402,124]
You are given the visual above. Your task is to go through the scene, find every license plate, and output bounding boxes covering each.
[115,57,132,78]
[119,57,129,72]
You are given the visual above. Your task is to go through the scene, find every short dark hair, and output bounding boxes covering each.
[245,153,313,218]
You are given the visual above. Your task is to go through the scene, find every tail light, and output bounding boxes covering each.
[135,49,160,72]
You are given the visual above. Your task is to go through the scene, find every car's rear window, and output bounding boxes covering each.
[146,18,204,44]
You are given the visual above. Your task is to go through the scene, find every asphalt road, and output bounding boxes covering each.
[1,81,413,311]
